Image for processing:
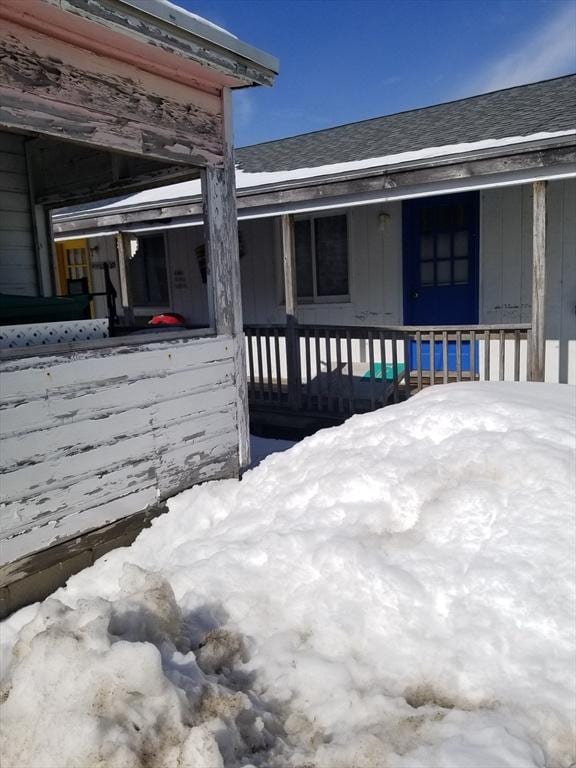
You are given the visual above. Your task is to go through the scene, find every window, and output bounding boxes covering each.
[127,235,169,306]
[418,202,470,288]
[294,214,349,302]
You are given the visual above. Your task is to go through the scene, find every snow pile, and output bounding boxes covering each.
[1,383,575,768]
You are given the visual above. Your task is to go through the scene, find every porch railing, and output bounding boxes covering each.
[245,323,531,417]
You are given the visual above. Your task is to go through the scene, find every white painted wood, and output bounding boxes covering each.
[0,129,37,296]
[201,88,249,467]
[480,179,575,384]
[0,334,240,564]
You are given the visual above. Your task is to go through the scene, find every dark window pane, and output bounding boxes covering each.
[454,230,468,259]
[294,219,314,299]
[420,261,434,286]
[315,215,349,296]
[420,234,434,261]
[436,260,451,285]
[454,259,469,284]
[437,232,451,260]
[129,235,169,306]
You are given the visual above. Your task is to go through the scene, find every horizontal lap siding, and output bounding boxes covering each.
[0,130,37,296]
[480,180,576,383]
[0,335,239,564]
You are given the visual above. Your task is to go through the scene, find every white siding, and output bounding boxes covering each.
[0,334,239,564]
[480,180,576,383]
[0,131,38,296]
[240,203,403,326]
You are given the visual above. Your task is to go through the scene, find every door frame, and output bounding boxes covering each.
[401,192,480,326]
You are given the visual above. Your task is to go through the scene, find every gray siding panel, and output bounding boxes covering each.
[0,334,239,565]
[0,130,38,296]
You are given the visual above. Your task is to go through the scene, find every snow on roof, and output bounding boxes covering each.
[55,128,576,221]
[1,383,574,767]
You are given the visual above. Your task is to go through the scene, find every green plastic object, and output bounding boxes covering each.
[361,362,406,381]
[0,294,93,325]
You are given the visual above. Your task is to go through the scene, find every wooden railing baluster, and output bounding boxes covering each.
[243,322,531,412]
[273,328,282,400]
[442,330,449,384]
[429,330,435,386]
[392,331,399,403]
[346,330,354,414]
[514,330,521,382]
[416,330,422,392]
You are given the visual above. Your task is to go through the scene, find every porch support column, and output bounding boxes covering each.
[281,214,301,410]
[201,88,250,468]
[528,180,547,382]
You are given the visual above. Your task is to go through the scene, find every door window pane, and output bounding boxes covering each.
[420,261,434,286]
[420,234,434,261]
[315,215,349,296]
[454,230,468,259]
[294,219,314,299]
[454,259,469,284]
[436,260,451,285]
[436,232,451,260]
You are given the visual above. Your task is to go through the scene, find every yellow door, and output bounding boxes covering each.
[56,239,93,293]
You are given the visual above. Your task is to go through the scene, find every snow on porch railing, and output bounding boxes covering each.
[244,323,532,417]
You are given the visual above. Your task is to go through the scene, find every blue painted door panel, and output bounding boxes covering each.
[409,340,479,371]
[403,192,479,326]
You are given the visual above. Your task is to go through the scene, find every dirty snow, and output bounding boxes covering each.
[1,383,575,768]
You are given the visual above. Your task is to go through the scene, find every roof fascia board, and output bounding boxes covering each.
[53,162,576,238]
[52,142,576,229]
[42,0,278,86]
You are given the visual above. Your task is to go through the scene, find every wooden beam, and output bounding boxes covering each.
[0,21,224,166]
[281,214,301,411]
[528,180,547,381]
[201,89,250,468]
[51,145,576,236]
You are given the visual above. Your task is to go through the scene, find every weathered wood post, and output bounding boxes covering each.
[281,214,301,410]
[201,88,250,467]
[528,180,547,382]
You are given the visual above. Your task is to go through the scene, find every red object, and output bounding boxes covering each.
[148,312,186,327]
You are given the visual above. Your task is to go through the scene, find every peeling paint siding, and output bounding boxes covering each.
[0,334,240,565]
[0,19,224,165]
[0,130,37,296]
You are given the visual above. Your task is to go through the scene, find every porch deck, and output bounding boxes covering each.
[245,323,531,434]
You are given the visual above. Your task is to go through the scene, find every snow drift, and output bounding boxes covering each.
[1,383,575,768]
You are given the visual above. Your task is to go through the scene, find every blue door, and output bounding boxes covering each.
[403,193,479,371]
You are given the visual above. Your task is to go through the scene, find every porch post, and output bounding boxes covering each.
[201,88,250,468]
[528,180,547,382]
[281,214,301,410]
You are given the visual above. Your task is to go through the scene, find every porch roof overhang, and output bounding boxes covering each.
[52,133,576,238]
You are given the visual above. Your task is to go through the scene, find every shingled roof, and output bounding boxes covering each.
[236,75,576,173]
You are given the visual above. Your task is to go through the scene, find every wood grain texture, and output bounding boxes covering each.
[0,22,224,165]
[529,180,547,381]
[0,334,240,565]
[201,89,250,466]
[40,0,276,88]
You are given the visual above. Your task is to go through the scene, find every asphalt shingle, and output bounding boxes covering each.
[236,75,576,173]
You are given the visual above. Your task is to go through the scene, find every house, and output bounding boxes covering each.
[0,0,278,614]
[50,75,576,433]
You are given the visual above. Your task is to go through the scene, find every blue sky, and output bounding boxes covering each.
[182,0,576,147]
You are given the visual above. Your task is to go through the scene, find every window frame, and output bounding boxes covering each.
[291,211,351,305]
